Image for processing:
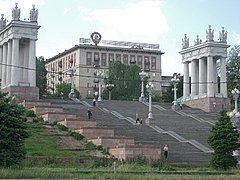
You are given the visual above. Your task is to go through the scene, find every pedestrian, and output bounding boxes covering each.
[163,144,169,159]
[140,118,143,125]
[87,109,92,119]
[93,98,96,107]
[180,103,183,110]
[136,113,139,123]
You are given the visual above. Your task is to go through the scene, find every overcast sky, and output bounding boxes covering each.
[1,0,240,76]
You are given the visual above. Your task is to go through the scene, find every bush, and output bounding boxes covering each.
[67,131,84,141]
[24,109,36,117]
[54,124,68,131]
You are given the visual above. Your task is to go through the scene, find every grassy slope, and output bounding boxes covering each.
[25,122,101,158]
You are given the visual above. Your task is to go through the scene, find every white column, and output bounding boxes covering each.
[6,40,12,86]
[183,62,190,100]
[11,38,20,86]
[0,46,3,88]
[207,56,214,97]
[1,43,7,88]
[191,60,197,96]
[199,57,207,96]
[220,57,227,98]
[28,39,36,87]
[213,59,218,93]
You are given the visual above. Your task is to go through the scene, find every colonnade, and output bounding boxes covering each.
[0,3,39,89]
[183,56,227,100]
[0,38,36,88]
[180,26,229,102]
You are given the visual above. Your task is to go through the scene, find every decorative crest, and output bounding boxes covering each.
[30,4,38,22]
[91,32,102,46]
[12,2,21,21]
[206,25,214,42]
[219,27,227,43]
[182,34,189,49]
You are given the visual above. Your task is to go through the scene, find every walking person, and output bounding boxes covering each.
[163,144,169,159]
[93,98,96,107]
[136,113,139,123]
[87,109,92,119]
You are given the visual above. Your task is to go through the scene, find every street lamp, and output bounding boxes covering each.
[171,73,180,110]
[139,70,148,102]
[106,80,114,100]
[96,70,104,101]
[146,81,154,124]
[68,66,76,98]
[229,88,240,164]
[229,88,240,128]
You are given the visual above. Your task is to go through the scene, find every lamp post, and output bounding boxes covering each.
[139,70,148,102]
[171,73,180,110]
[68,66,76,98]
[106,80,114,100]
[146,81,154,123]
[229,88,240,164]
[96,70,104,101]
[229,88,240,128]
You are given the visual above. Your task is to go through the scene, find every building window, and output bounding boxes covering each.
[151,56,156,70]
[86,52,92,66]
[144,56,150,71]
[101,53,107,66]
[109,53,114,65]
[116,54,121,61]
[137,56,142,69]
[94,52,100,67]
[123,54,128,64]
[130,55,136,64]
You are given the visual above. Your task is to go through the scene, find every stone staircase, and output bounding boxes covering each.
[51,99,216,165]
[22,99,161,161]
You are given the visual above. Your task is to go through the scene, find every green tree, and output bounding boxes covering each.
[104,61,141,100]
[226,45,240,95]
[0,92,29,167]
[36,56,48,97]
[208,108,240,170]
[55,82,80,98]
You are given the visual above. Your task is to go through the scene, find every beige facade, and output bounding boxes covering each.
[45,43,164,98]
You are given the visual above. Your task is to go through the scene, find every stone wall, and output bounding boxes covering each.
[184,97,231,112]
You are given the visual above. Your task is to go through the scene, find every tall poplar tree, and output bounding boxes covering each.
[0,92,29,167]
[208,108,240,170]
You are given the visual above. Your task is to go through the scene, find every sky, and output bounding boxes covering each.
[1,0,240,76]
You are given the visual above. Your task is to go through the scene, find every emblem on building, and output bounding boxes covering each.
[91,32,101,46]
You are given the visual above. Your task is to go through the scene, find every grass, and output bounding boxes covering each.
[25,122,79,157]
[2,120,238,179]
[0,167,239,179]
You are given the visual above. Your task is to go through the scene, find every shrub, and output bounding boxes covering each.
[67,131,84,141]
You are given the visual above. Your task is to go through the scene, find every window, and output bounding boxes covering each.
[130,55,136,64]
[144,56,150,71]
[151,56,156,70]
[116,54,121,61]
[101,53,107,66]
[109,53,114,64]
[86,52,92,66]
[123,54,128,64]
[137,56,142,69]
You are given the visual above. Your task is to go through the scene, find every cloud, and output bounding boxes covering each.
[78,0,169,43]
[162,55,183,76]
[232,32,240,44]
[64,8,70,15]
